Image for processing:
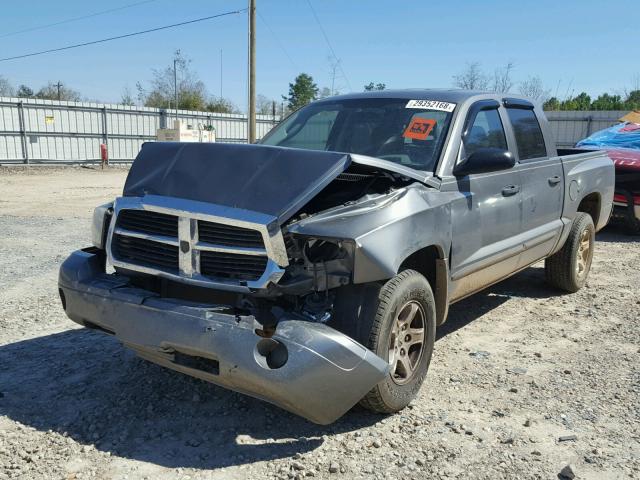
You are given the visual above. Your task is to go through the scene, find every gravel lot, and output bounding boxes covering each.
[0,166,638,480]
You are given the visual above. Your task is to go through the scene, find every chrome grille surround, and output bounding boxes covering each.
[106,195,288,292]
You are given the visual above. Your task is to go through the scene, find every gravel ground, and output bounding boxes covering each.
[0,166,638,480]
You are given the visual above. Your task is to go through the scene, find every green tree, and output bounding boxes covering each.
[120,86,135,106]
[624,90,640,110]
[591,93,623,111]
[573,92,592,110]
[16,84,34,98]
[36,82,82,101]
[543,97,561,111]
[143,50,207,110]
[364,82,386,91]
[284,73,318,110]
[206,97,238,114]
[559,92,591,111]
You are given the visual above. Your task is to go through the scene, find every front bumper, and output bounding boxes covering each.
[58,249,389,424]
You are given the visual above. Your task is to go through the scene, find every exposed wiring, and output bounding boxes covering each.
[0,9,247,63]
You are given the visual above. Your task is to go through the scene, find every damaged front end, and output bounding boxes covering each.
[58,248,389,424]
[58,143,422,423]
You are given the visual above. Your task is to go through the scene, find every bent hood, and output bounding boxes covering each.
[123,142,352,224]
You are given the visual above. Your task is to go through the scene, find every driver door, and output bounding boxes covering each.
[447,101,523,301]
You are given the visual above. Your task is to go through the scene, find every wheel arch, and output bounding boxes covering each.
[577,191,601,230]
[397,245,450,326]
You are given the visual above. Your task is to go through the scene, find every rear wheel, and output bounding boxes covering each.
[359,270,436,414]
[545,212,595,293]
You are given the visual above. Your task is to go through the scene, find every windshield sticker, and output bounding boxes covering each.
[403,118,436,140]
[406,100,456,112]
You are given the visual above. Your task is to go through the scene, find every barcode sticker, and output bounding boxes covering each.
[406,100,456,112]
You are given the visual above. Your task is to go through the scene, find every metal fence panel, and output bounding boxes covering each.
[544,110,628,147]
[0,97,280,164]
[1,97,630,164]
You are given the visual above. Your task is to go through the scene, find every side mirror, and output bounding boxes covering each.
[453,148,515,176]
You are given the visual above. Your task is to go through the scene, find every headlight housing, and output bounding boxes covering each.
[91,203,113,250]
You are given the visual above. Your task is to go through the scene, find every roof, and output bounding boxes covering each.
[314,88,535,105]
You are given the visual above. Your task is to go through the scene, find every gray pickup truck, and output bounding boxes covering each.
[59,90,614,424]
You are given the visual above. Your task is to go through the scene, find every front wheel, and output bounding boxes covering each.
[359,270,436,414]
[545,212,595,293]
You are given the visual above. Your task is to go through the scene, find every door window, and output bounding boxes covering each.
[463,108,508,157]
[506,108,547,160]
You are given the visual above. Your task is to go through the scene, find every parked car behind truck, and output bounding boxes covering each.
[59,90,614,424]
[576,118,640,234]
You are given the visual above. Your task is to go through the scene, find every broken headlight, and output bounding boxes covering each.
[280,235,354,292]
[303,238,345,262]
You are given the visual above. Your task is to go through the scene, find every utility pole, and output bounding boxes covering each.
[329,59,338,96]
[220,49,223,99]
[55,81,62,101]
[247,0,256,143]
[173,58,178,123]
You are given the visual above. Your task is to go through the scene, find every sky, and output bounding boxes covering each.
[0,0,637,111]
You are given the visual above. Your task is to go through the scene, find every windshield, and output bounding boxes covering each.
[260,98,455,172]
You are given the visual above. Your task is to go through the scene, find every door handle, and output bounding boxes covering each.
[548,175,561,186]
[501,185,520,197]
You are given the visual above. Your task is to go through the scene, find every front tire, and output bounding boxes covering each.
[359,270,436,414]
[545,212,595,293]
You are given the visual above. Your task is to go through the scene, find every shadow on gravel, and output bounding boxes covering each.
[1,228,625,470]
[596,224,638,243]
[438,265,559,340]
[0,328,381,470]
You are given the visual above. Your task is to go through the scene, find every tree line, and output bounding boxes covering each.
[451,61,640,111]
[0,77,82,102]
[2,54,638,113]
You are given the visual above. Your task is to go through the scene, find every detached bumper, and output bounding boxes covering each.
[58,249,389,424]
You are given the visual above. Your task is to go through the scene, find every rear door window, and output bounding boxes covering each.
[506,108,547,160]
[463,108,508,157]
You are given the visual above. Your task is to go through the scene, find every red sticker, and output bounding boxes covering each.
[403,118,436,140]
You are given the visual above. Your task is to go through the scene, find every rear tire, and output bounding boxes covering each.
[359,270,436,414]
[545,212,595,293]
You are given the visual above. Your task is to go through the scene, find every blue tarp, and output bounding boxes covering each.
[577,122,640,151]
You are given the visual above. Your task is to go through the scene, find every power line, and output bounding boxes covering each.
[0,0,160,39]
[304,0,352,91]
[257,11,298,71]
[0,9,247,63]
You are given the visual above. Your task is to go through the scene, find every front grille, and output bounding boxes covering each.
[200,251,268,281]
[109,205,280,287]
[112,234,179,271]
[117,209,178,237]
[198,220,264,248]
